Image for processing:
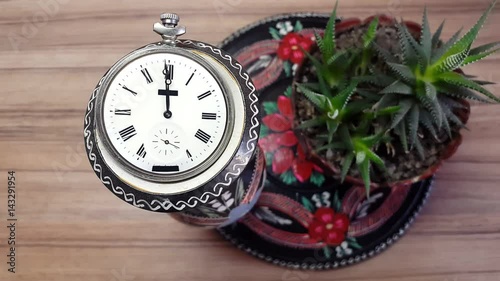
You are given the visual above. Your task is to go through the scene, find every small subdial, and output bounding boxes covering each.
[151,127,183,162]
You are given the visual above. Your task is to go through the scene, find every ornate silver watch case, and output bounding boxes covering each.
[84,13,260,214]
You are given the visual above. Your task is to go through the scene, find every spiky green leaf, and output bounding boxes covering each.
[374,92,398,110]
[366,150,386,170]
[407,104,420,146]
[331,80,358,110]
[387,63,416,83]
[297,84,329,110]
[432,20,446,49]
[396,121,409,152]
[439,71,500,102]
[419,109,438,138]
[326,120,339,143]
[435,48,469,73]
[413,136,425,159]
[462,46,500,66]
[397,23,419,67]
[339,125,354,150]
[341,152,355,182]
[363,17,379,48]
[469,41,500,56]
[421,7,432,61]
[441,111,452,138]
[432,28,462,63]
[440,98,464,127]
[358,159,371,196]
[314,30,325,57]
[443,0,497,60]
[297,116,327,129]
[401,22,428,69]
[391,99,413,128]
[417,92,444,128]
[381,80,414,95]
[436,81,493,103]
[321,1,338,62]
[424,81,437,100]
[316,142,348,152]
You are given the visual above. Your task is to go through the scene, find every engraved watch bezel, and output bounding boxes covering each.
[84,39,260,212]
[94,45,236,183]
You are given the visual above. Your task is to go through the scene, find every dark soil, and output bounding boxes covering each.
[294,23,461,184]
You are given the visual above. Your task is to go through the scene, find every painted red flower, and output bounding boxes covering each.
[308,208,350,246]
[277,33,314,64]
[260,96,297,154]
[259,95,323,183]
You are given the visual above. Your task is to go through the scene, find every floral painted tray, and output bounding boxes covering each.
[217,12,433,270]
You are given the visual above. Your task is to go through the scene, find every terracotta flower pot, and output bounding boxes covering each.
[291,15,471,188]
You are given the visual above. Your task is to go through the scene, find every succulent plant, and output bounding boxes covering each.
[295,0,499,194]
[374,0,500,151]
[296,3,381,140]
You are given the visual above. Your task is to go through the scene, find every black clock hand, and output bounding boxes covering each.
[161,139,180,149]
[159,62,177,119]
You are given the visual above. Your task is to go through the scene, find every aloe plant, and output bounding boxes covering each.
[375,0,500,151]
[295,0,499,195]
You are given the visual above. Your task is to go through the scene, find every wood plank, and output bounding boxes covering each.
[1,0,500,280]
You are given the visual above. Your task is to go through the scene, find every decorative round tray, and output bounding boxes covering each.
[216,13,433,270]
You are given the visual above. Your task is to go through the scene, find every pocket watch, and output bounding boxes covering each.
[84,13,260,214]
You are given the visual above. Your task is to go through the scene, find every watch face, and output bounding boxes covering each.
[101,51,229,180]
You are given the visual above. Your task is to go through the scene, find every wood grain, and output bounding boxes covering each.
[1,0,500,280]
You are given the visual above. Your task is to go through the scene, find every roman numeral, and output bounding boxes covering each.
[119,125,136,142]
[202,113,217,120]
[195,129,211,143]
[119,84,138,96]
[186,149,192,161]
[136,144,146,159]
[197,91,212,100]
[141,67,153,84]
[114,109,131,116]
[185,71,195,85]
[165,63,174,80]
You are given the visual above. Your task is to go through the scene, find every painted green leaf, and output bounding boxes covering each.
[294,20,304,32]
[280,170,298,185]
[333,191,342,213]
[347,238,363,250]
[310,172,325,187]
[269,27,282,40]
[283,60,292,77]
[301,196,315,212]
[284,85,293,97]
[260,124,269,137]
[323,247,332,259]
[263,101,278,115]
[265,152,273,167]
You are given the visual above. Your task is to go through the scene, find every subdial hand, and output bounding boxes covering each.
[161,139,180,149]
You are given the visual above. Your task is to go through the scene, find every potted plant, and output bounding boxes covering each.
[292,1,500,195]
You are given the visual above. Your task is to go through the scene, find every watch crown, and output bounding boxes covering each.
[154,12,186,46]
[160,13,180,26]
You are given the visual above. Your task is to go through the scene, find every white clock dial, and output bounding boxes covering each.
[102,52,228,177]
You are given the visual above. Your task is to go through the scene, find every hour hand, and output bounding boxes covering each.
[158,89,178,119]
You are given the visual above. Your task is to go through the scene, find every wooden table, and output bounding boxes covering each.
[1,0,500,280]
